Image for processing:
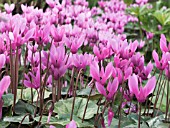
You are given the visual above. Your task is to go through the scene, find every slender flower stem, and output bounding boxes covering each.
[156,78,167,116]
[39,45,43,115]
[82,83,94,123]
[18,113,32,128]
[147,71,162,114]
[52,75,56,103]
[38,100,54,126]
[34,89,40,117]
[70,69,83,121]
[66,68,75,99]
[21,44,28,99]
[153,74,165,116]
[118,83,125,128]
[165,78,169,121]
[138,103,141,128]
[13,47,19,111]
[94,96,103,127]
[57,78,61,101]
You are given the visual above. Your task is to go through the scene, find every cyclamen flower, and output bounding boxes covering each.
[0,76,11,119]
[152,50,167,70]
[66,120,77,128]
[4,3,15,14]
[64,34,85,54]
[128,74,156,103]
[50,44,68,80]
[90,61,113,84]
[95,77,119,100]
[24,66,40,90]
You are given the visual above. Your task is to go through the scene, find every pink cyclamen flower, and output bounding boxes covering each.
[152,50,167,70]
[90,61,113,84]
[95,77,119,100]
[0,76,11,119]
[146,32,154,40]
[4,3,15,14]
[0,54,6,70]
[24,66,40,90]
[66,120,77,128]
[128,74,156,103]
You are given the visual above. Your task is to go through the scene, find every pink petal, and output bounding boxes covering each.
[95,82,106,96]
[152,50,160,68]
[144,76,156,97]
[66,120,77,128]
[105,62,113,80]
[24,80,35,89]
[24,28,35,42]
[160,34,168,52]
[107,77,119,99]
[0,76,11,99]
[108,108,114,127]
[90,61,100,81]
[128,74,139,96]
[124,67,132,80]
[0,54,6,70]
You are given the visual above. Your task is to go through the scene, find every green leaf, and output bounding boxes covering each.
[14,100,35,115]
[35,115,94,128]
[147,114,169,128]
[54,97,99,120]
[3,115,33,124]
[124,0,133,6]
[2,94,14,107]
[0,121,10,128]
[17,88,51,102]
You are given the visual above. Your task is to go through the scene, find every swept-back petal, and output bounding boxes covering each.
[0,76,11,99]
[0,54,6,70]
[105,62,113,80]
[95,82,106,96]
[107,77,119,99]
[160,34,168,52]
[128,74,139,96]
[152,50,160,68]
[90,61,100,81]
[144,76,156,97]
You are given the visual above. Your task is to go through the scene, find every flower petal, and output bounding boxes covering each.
[95,82,106,96]
[128,74,139,96]
[160,34,168,52]
[0,76,11,99]
[144,76,156,97]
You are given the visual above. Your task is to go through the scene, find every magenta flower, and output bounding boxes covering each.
[93,44,110,61]
[90,61,113,84]
[4,3,15,14]
[24,66,40,90]
[95,77,119,100]
[128,74,156,103]
[50,44,68,80]
[152,50,167,70]
[0,54,6,70]
[66,120,77,128]
[64,34,85,54]
[0,76,11,119]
